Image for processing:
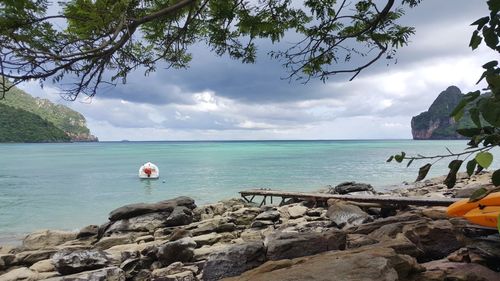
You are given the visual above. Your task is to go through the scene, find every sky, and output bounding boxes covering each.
[18,0,496,141]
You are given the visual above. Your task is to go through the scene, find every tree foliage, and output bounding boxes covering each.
[389,0,500,193]
[0,0,420,99]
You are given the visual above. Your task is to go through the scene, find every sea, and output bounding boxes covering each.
[0,140,499,244]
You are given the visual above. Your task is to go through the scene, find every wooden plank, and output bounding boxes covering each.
[239,189,459,207]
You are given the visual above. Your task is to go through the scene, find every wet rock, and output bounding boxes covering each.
[332,182,374,195]
[108,196,196,221]
[155,238,196,266]
[326,201,371,228]
[77,225,99,239]
[52,249,111,275]
[43,266,125,281]
[222,247,422,281]
[23,230,77,250]
[202,241,266,281]
[266,229,346,260]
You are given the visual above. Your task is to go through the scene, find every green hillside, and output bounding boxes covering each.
[0,103,71,142]
[0,83,97,142]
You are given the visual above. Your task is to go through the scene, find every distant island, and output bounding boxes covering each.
[411,86,474,140]
[0,84,98,143]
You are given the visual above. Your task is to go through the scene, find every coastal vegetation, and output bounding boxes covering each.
[0,103,70,143]
[0,84,98,142]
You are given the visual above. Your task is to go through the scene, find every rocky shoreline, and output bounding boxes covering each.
[1,172,499,281]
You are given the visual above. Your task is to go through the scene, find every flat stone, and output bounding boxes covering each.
[414,260,500,281]
[77,225,99,239]
[0,254,15,270]
[43,266,125,281]
[104,212,172,235]
[285,205,308,219]
[326,201,370,228]
[346,234,378,249]
[332,182,374,194]
[255,210,280,221]
[29,258,55,272]
[0,267,41,281]
[155,238,197,266]
[52,249,111,275]
[14,249,57,266]
[250,220,274,228]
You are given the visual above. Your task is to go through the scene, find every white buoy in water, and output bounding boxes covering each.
[138,162,160,179]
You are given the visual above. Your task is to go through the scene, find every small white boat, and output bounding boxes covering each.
[138,162,160,179]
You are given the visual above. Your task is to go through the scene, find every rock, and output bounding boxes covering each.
[222,246,422,281]
[14,249,57,266]
[250,220,274,228]
[0,267,41,281]
[421,207,448,220]
[305,208,323,217]
[77,225,99,239]
[239,229,264,242]
[225,207,261,225]
[193,244,229,261]
[43,266,125,281]
[192,232,235,248]
[190,216,235,236]
[347,214,422,234]
[93,235,137,250]
[104,212,173,235]
[152,269,196,281]
[0,254,15,270]
[266,229,346,260]
[30,259,56,272]
[164,206,193,227]
[368,222,405,240]
[346,234,378,249]
[52,249,111,275]
[23,230,77,250]
[412,260,500,281]
[108,196,196,221]
[202,241,266,281]
[283,205,308,219]
[131,269,151,281]
[402,219,463,262]
[326,201,371,228]
[134,235,154,244]
[155,238,196,266]
[332,182,375,194]
[254,210,280,221]
[120,258,152,279]
[193,202,226,221]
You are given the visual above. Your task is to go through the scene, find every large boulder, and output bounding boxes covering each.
[0,254,15,270]
[108,197,196,221]
[164,206,193,227]
[144,238,197,267]
[13,249,57,266]
[43,266,126,281]
[326,201,371,228]
[23,230,77,250]
[222,247,422,281]
[202,241,266,281]
[52,249,111,275]
[347,214,423,234]
[409,260,500,281]
[266,230,346,260]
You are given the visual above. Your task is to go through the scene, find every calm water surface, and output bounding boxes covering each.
[0,140,498,243]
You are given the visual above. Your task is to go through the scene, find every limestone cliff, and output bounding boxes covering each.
[411,86,470,140]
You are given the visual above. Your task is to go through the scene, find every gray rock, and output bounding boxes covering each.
[77,225,99,239]
[266,229,346,260]
[14,249,57,266]
[52,249,111,275]
[0,254,15,270]
[347,214,422,234]
[285,205,308,219]
[44,266,125,281]
[131,270,151,281]
[93,235,137,250]
[225,207,261,225]
[0,267,44,281]
[155,238,197,266]
[326,201,371,228]
[109,196,196,221]
[250,220,274,228]
[202,241,266,281]
[104,212,172,235]
[255,210,280,221]
[412,260,500,281]
[332,182,374,194]
[346,234,378,249]
[164,206,193,227]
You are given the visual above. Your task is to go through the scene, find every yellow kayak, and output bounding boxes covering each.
[447,192,500,217]
[463,206,500,228]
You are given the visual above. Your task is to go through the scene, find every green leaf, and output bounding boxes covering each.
[482,60,498,69]
[466,159,477,177]
[471,16,490,30]
[386,156,394,163]
[444,160,463,188]
[406,158,414,168]
[476,152,494,169]
[456,128,482,138]
[482,26,499,49]
[450,99,468,121]
[394,152,406,163]
[469,108,481,127]
[416,163,432,182]
[493,169,500,186]
[479,98,500,126]
[469,187,488,202]
[469,30,482,50]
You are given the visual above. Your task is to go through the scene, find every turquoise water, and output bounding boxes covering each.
[0,140,498,243]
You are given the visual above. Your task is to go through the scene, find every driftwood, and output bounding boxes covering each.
[239,189,460,207]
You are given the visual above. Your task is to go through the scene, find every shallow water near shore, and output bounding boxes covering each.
[0,140,499,244]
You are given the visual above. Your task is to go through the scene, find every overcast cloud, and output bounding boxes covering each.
[17,0,496,141]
